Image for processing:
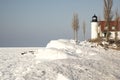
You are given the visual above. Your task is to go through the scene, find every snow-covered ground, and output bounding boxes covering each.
[0,39,120,80]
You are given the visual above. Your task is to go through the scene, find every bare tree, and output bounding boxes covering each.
[103,0,113,41]
[98,16,101,38]
[72,13,79,44]
[115,9,120,41]
[82,21,86,40]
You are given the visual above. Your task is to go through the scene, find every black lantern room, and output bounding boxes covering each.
[92,14,98,22]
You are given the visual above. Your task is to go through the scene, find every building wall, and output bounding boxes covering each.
[91,19,120,40]
[91,22,98,39]
[117,32,120,39]
[110,32,115,39]
[106,31,120,39]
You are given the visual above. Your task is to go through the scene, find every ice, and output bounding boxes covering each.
[0,39,120,80]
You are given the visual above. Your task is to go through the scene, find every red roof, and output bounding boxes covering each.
[99,20,120,32]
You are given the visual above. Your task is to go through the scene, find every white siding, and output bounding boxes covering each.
[109,31,120,39]
[91,22,98,39]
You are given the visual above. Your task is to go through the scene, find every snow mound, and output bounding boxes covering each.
[36,39,80,60]
[46,39,83,54]
[46,39,76,50]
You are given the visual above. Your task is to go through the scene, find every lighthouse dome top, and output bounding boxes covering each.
[92,14,98,22]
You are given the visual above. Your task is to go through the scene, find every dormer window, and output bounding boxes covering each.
[104,26,108,30]
[112,26,115,30]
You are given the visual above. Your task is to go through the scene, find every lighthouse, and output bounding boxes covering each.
[91,14,98,39]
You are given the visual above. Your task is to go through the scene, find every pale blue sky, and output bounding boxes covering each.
[0,0,119,47]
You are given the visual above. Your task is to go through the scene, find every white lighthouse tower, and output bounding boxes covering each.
[91,14,98,39]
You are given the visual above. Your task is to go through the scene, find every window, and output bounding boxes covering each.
[112,26,115,30]
[104,26,108,30]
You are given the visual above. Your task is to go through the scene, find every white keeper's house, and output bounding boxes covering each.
[91,14,120,39]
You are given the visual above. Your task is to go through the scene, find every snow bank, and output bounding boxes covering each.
[35,39,82,61]
[46,39,76,50]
